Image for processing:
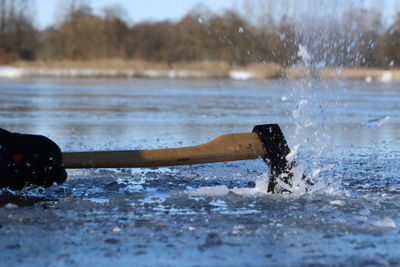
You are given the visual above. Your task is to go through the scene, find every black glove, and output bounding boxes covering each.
[0,128,67,190]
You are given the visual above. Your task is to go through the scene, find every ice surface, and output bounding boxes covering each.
[0,78,400,266]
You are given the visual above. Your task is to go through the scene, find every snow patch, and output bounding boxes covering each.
[379,71,393,82]
[0,66,23,78]
[229,70,254,80]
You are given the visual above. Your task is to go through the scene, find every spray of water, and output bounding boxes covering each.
[271,3,366,194]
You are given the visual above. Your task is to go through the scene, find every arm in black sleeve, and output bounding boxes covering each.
[1,132,62,155]
[0,127,11,140]
[0,128,67,190]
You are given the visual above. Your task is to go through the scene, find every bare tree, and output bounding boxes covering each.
[0,0,37,62]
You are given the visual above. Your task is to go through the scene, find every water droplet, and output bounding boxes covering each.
[298,44,311,63]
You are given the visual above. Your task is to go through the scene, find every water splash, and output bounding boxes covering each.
[281,50,343,194]
[297,44,311,65]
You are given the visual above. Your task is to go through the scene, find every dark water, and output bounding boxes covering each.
[0,77,399,266]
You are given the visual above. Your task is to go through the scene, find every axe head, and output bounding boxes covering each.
[252,124,300,192]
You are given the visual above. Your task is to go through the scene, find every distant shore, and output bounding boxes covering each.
[0,60,399,82]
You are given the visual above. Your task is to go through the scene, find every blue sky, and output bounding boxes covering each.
[35,0,239,29]
[34,0,399,29]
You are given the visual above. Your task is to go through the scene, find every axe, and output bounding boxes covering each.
[62,124,299,192]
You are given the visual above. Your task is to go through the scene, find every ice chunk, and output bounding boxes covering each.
[364,116,389,128]
[286,144,300,163]
[4,203,18,209]
[112,226,122,233]
[187,226,196,232]
[232,177,269,195]
[189,185,230,196]
[280,96,288,102]
[189,175,269,196]
[329,200,345,206]
[372,217,396,228]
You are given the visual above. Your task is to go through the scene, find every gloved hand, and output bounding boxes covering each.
[0,128,67,190]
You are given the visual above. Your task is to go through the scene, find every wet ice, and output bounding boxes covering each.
[0,78,399,266]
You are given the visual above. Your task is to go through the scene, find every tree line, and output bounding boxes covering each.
[1,0,400,68]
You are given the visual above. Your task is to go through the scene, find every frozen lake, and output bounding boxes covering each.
[0,77,399,266]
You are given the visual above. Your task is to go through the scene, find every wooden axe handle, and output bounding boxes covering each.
[62,132,266,169]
